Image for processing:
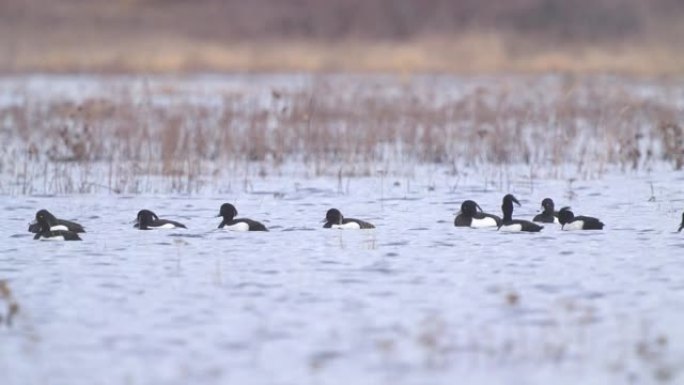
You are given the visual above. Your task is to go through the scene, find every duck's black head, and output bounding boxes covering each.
[502,194,521,208]
[541,198,555,214]
[460,200,480,217]
[218,203,238,220]
[501,194,521,221]
[135,209,158,229]
[36,209,57,223]
[325,208,343,224]
[558,207,574,225]
[34,209,57,231]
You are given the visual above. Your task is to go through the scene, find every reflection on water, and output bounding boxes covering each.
[1,173,684,385]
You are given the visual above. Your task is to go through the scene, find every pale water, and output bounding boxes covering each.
[2,171,684,385]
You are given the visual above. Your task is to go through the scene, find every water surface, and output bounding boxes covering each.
[2,173,684,385]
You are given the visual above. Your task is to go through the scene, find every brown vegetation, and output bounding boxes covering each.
[0,280,19,327]
[0,0,683,74]
[0,75,682,194]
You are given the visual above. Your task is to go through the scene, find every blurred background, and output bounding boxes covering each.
[1,0,683,74]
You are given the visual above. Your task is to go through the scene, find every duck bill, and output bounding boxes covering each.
[512,197,521,206]
[475,204,484,212]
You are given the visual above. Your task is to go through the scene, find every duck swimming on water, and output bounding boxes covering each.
[217,203,268,231]
[323,208,375,229]
[32,210,82,241]
[498,194,543,232]
[454,200,501,228]
[28,209,85,234]
[558,207,604,230]
[134,210,187,230]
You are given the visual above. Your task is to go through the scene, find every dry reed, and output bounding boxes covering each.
[0,74,681,194]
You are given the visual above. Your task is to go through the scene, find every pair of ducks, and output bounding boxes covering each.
[134,203,267,231]
[454,195,605,232]
[28,209,86,240]
[29,205,374,241]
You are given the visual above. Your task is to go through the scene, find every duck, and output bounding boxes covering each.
[34,230,82,241]
[533,198,560,224]
[498,194,543,232]
[28,209,85,233]
[32,210,82,241]
[217,203,268,231]
[323,208,375,229]
[134,209,187,230]
[558,207,604,230]
[454,200,501,228]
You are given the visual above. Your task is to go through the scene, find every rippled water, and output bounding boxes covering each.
[2,172,684,385]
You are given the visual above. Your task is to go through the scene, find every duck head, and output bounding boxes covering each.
[460,200,481,217]
[501,194,521,221]
[218,203,238,221]
[325,208,343,225]
[541,198,555,214]
[32,209,57,232]
[135,209,159,229]
[558,207,575,226]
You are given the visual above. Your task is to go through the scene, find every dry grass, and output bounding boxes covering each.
[3,35,684,76]
[0,280,19,327]
[2,0,684,75]
[0,74,682,194]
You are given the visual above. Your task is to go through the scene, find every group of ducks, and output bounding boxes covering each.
[28,203,375,241]
[33,193,684,241]
[454,194,604,232]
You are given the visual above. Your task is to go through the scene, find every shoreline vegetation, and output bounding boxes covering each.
[0,74,682,195]
[3,36,684,76]
[1,1,683,194]
[1,0,684,75]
